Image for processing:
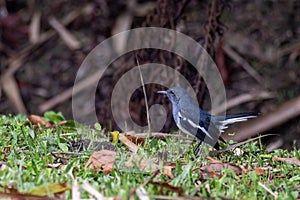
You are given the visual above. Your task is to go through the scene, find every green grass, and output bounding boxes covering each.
[0,114,299,199]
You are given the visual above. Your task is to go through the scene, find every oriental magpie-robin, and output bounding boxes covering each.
[158,87,258,157]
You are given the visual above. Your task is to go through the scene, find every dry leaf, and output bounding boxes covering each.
[125,135,145,146]
[0,192,57,200]
[119,134,139,153]
[28,115,52,128]
[162,165,174,179]
[124,155,174,178]
[206,156,222,163]
[29,183,70,196]
[273,156,300,166]
[200,163,243,175]
[149,181,183,195]
[255,167,266,175]
[85,150,116,173]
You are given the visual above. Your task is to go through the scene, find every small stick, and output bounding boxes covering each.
[119,133,139,153]
[48,16,81,50]
[136,56,151,135]
[209,134,279,156]
[258,182,278,200]
[223,44,265,86]
[82,180,105,200]
[211,91,274,115]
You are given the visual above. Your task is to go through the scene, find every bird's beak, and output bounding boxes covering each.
[157,90,167,95]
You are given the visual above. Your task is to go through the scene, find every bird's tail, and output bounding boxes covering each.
[224,112,258,124]
[214,112,258,133]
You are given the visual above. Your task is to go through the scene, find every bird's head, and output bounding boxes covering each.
[157,87,189,104]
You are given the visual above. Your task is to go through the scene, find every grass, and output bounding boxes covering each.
[0,113,299,199]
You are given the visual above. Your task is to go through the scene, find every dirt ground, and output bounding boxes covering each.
[0,0,299,149]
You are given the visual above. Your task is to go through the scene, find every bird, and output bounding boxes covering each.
[157,87,258,157]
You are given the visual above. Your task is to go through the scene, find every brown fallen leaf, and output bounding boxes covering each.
[255,167,266,175]
[119,134,139,153]
[84,150,116,173]
[273,156,300,166]
[149,181,183,196]
[124,155,174,178]
[200,163,243,175]
[162,166,174,179]
[125,135,145,146]
[28,115,52,128]
[206,156,222,164]
[28,115,69,129]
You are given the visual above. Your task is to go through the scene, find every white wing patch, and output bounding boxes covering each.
[178,112,214,140]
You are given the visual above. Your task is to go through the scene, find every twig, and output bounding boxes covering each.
[119,133,139,153]
[277,39,300,59]
[29,11,41,44]
[223,43,265,86]
[0,4,94,113]
[211,91,274,114]
[210,134,279,156]
[3,4,93,77]
[137,57,151,135]
[39,69,104,112]
[82,180,105,200]
[273,156,300,166]
[72,177,80,200]
[224,32,277,63]
[126,132,191,141]
[135,186,150,200]
[141,170,160,187]
[51,152,85,156]
[258,182,278,200]
[149,195,207,200]
[48,16,81,50]
[0,75,27,113]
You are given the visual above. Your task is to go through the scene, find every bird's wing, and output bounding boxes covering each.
[177,111,213,140]
[178,108,221,147]
[199,113,222,146]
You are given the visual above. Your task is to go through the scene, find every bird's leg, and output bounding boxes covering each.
[192,141,203,159]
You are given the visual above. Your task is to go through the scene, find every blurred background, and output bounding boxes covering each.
[0,0,299,150]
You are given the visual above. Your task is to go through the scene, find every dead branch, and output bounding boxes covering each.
[223,43,265,86]
[48,16,81,50]
[0,75,27,113]
[211,91,274,114]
